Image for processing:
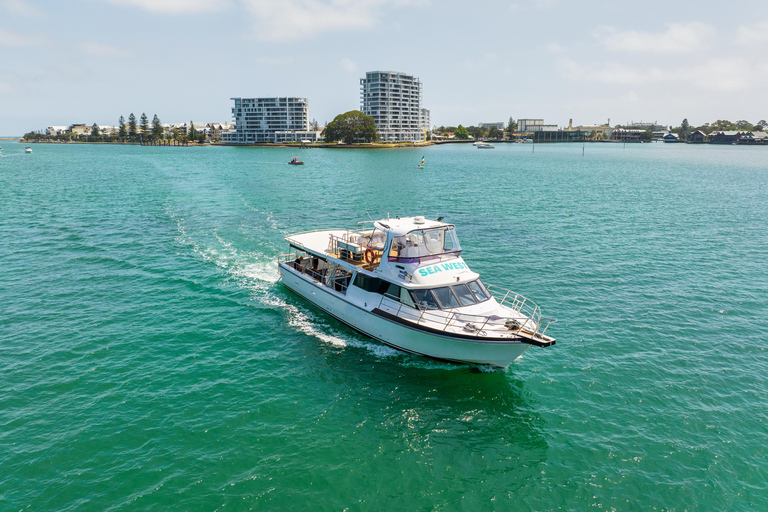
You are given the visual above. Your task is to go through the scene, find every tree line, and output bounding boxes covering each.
[670,118,767,139]
[23,113,212,143]
[434,117,517,140]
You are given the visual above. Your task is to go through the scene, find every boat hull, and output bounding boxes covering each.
[279,264,530,368]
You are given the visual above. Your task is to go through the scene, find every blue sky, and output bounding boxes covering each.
[1,0,767,135]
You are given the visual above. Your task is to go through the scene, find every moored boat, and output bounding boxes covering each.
[277,215,556,368]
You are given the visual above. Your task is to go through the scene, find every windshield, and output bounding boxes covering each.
[408,280,491,310]
[388,226,461,262]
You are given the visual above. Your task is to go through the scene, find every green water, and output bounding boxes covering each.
[1,142,766,510]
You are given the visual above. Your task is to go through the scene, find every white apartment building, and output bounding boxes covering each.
[360,71,426,143]
[420,108,431,134]
[222,97,309,144]
[479,122,505,130]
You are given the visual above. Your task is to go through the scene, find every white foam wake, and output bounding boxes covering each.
[167,205,473,370]
[167,205,410,361]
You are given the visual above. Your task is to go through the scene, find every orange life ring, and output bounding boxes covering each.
[365,247,376,264]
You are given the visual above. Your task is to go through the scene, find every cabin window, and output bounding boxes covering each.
[410,289,439,310]
[432,287,461,309]
[383,282,401,301]
[399,287,416,308]
[467,280,490,302]
[452,283,478,306]
[354,274,385,293]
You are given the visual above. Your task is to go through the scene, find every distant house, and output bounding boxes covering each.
[614,128,645,141]
[736,131,768,145]
[68,124,90,136]
[709,131,748,144]
[46,126,68,136]
[688,130,707,143]
[663,133,680,143]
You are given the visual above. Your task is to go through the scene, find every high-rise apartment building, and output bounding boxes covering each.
[360,71,425,143]
[222,97,312,144]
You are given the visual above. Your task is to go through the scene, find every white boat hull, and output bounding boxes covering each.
[279,264,530,368]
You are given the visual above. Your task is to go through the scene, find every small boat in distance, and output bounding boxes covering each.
[25,147,33,153]
[417,156,425,169]
[476,142,494,149]
[278,215,556,368]
[288,156,304,165]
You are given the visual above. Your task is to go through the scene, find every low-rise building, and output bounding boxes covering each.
[738,131,768,144]
[613,128,645,141]
[518,119,559,133]
[576,124,613,139]
[274,130,324,144]
[68,124,90,135]
[709,131,748,144]
[46,126,69,136]
[479,121,505,130]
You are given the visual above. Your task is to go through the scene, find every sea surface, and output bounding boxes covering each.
[1,141,766,511]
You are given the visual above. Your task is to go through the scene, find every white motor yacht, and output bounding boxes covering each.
[278,216,556,368]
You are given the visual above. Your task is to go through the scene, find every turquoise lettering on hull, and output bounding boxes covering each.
[418,261,468,277]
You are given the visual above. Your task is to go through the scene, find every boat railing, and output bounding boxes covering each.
[356,220,377,233]
[326,233,382,268]
[277,251,307,265]
[376,292,556,341]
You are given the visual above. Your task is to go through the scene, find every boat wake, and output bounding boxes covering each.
[167,206,465,368]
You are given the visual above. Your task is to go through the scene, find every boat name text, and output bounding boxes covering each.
[418,261,468,276]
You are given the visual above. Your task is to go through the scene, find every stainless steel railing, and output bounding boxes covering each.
[376,289,556,340]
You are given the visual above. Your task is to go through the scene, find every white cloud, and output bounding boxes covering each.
[340,57,356,73]
[562,59,668,85]
[545,42,565,53]
[621,91,640,103]
[80,41,133,57]
[0,27,48,48]
[0,73,27,94]
[736,22,768,44]
[241,0,426,42]
[102,0,228,14]
[562,57,768,92]
[253,55,295,66]
[595,22,715,55]
[0,0,43,17]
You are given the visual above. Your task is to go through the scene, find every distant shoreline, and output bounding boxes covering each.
[18,139,437,149]
[17,138,767,148]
